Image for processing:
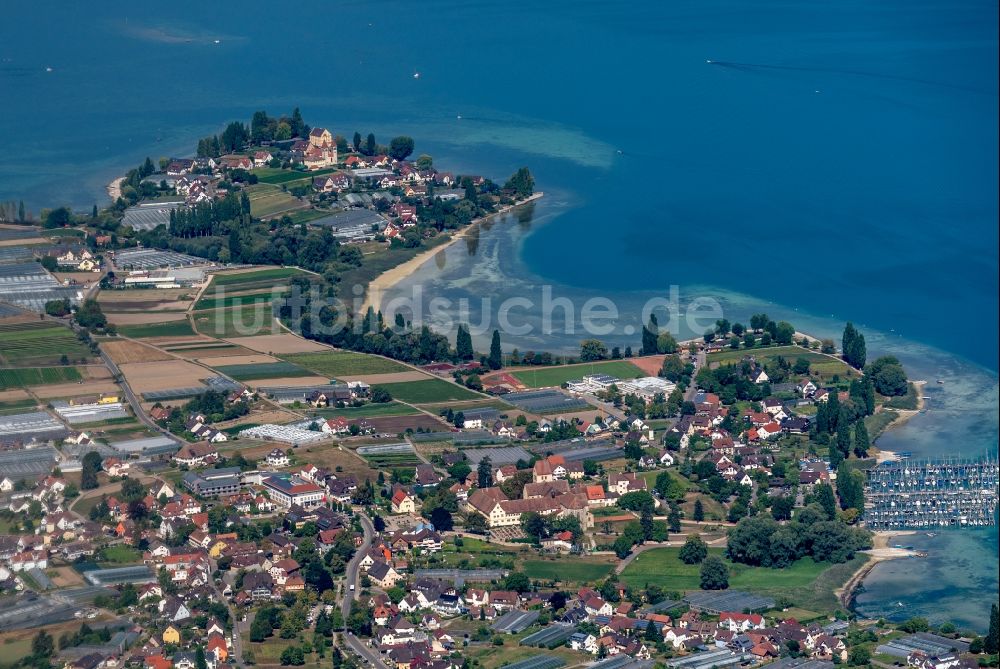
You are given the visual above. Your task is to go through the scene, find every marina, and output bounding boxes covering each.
[863,457,999,529]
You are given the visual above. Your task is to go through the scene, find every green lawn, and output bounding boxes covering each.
[620,546,864,613]
[511,360,646,388]
[99,545,142,564]
[0,366,82,390]
[117,320,195,338]
[283,350,410,376]
[883,383,919,410]
[214,361,314,381]
[708,345,854,382]
[254,167,338,185]
[314,402,419,418]
[866,409,900,441]
[193,304,277,338]
[523,558,615,583]
[375,378,482,403]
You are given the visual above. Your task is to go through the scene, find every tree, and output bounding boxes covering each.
[388,136,415,161]
[40,255,58,271]
[81,451,102,489]
[842,322,867,370]
[774,321,795,345]
[667,504,682,533]
[365,133,376,156]
[45,298,71,317]
[836,463,865,512]
[196,646,208,669]
[580,339,609,361]
[847,646,870,666]
[985,602,999,654]
[280,646,305,666]
[477,456,493,489]
[693,498,704,522]
[814,483,838,520]
[456,324,474,360]
[504,167,534,198]
[657,332,679,354]
[31,630,54,659]
[699,556,729,590]
[867,356,908,396]
[488,329,502,369]
[641,314,658,355]
[430,507,454,532]
[853,419,870,458]
[679,534,708,564]
[352,132,362,152]
[43,206,72,228]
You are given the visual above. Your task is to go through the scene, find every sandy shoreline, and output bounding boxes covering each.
[360,192,544,314]
[836,530,920,608]
[106,177,125,202]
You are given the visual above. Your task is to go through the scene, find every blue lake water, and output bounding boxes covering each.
[1,0,997,628]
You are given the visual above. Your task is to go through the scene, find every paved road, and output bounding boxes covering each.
[93,336,180,442]
[340,512,382,667]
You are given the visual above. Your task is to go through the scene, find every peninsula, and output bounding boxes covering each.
[0,108,996,669]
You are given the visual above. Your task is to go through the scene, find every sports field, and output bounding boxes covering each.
[511,360,645,388]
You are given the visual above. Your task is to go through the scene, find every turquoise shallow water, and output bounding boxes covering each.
[0,0,997,627]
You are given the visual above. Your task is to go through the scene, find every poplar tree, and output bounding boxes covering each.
[853,420,870,458]
[488,329,502,369]
[456,324,474,360]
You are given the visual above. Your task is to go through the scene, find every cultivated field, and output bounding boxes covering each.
[374,378,482,404]
[118,359,209,392]
[510,360,646,388]
[31,379,120,399]
[522,557,616,583]
[315,402,419,418]
[363,414,450,433]
[225,334,328,354]
[0,367,81,390]
[213,361,315,382]
[283,350,410,377]
[101,340,173,364]
[115,318,194,337]
[193,304,277,338]
[245,183,308,219]
[209,266,307,288]
[194,353,280,367]
[0,321,93,366]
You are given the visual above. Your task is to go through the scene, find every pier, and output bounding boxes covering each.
[863,457,999,530]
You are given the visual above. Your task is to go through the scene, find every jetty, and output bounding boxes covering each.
[862,457,998,529]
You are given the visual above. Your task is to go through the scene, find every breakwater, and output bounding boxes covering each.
[863,457,999,529]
